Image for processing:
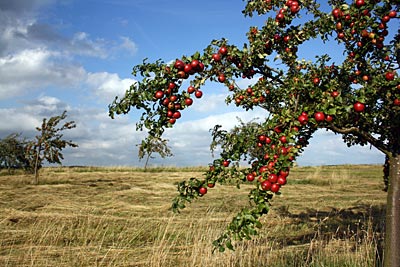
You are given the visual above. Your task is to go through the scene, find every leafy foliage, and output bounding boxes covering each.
[109,0,399,256]
[26,111,78,184]
[0,133,30,173]
[137,136,173,170]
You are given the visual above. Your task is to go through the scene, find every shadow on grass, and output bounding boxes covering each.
[275,204,386,266]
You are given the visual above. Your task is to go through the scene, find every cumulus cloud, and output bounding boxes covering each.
[296,129,384,166]
[86,72,137,103]
[0,48,86,99]
[119,36,138,56]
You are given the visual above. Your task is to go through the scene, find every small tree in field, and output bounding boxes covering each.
[137,136,173,170]
[0,133,30,173]
[26,111,78,184]
[109,0,399,265]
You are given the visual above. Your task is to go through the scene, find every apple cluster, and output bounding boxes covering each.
[154,58,205,125]
[274,0,301,26]
[331,3,399,112]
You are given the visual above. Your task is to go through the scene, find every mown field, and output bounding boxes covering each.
[0,165,387,266]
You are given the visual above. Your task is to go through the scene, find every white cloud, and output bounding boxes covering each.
[86,72,137,103]
[297,129,384,166]
[0,48,86,99]
[119,36,138,56]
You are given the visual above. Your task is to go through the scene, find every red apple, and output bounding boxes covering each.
[154,90,164,99]
[199,187,207,195]
[354,102,365,112]
[246,173,255,182]
[223,160,230,167]
[314,112,325,122]
[218,73,226,83]
[385,71,395,81]
[271,183,280,193]
[195,90,203,99]
[187,86,196,94]
[219,46,228,56]
[212,53,221,62]
[261,180,272,191]
[185,98,193,106]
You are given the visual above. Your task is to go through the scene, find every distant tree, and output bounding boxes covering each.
[25,111,78,184]
[137,136,173,170]
[0,133,30,173]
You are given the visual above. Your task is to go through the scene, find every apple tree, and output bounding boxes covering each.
[108,0,399,265]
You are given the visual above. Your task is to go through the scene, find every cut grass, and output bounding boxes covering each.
[0,164,386,266]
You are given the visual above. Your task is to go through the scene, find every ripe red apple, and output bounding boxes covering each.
[168,118,176,124]
[261,180,272,191]
[190,59,199,69]
[355,0,365,8]
[270,183,280,193]
[298,113,309,125]
[325,115,334,122]
[172,111,181,119]
[259,165,268,174]
[258,135,266,142]
[353,102,365,112]
[393,99,400,106]
[388,10,397,18]
[290,3,300,14]
[195,90,203,99]
[174,59,185,70]
[197,62,205,72]
[219,46,228,56]
[332,8,343,19]
[265,137,272,144]
[154,90,164,99]
[187,86,196,94]
[177,71,188,79]
[314,112,325,122]
[313,77,320,85]
[199,187,207,195]
[223,160,230,167]
[184,64,193,74]
[268,173,278,183]
[218,73,226,83]
[277,176,287,185]
[185,98,193,106]
[207,183,215,188]
[168,82,176,90]
[246,173,255,182]
[274,126,283,133]
[279,169,289,178]
[212,53,221,62]
[385,71,395,81]
[331,91,340,98]
[279,135,287,143]
[382,15,390,23]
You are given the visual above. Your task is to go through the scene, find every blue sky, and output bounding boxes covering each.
[0,0,384,167]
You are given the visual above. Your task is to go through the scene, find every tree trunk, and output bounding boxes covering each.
[32,147,40,185]
[384,154,400,267]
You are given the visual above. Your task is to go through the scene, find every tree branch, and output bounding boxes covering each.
[327,125,391,156]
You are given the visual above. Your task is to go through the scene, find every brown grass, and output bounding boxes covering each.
[0,165,386,266]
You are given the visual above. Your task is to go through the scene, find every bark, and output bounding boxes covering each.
[384,154,400,267]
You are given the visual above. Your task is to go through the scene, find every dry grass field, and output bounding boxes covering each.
[0,165,387,266]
